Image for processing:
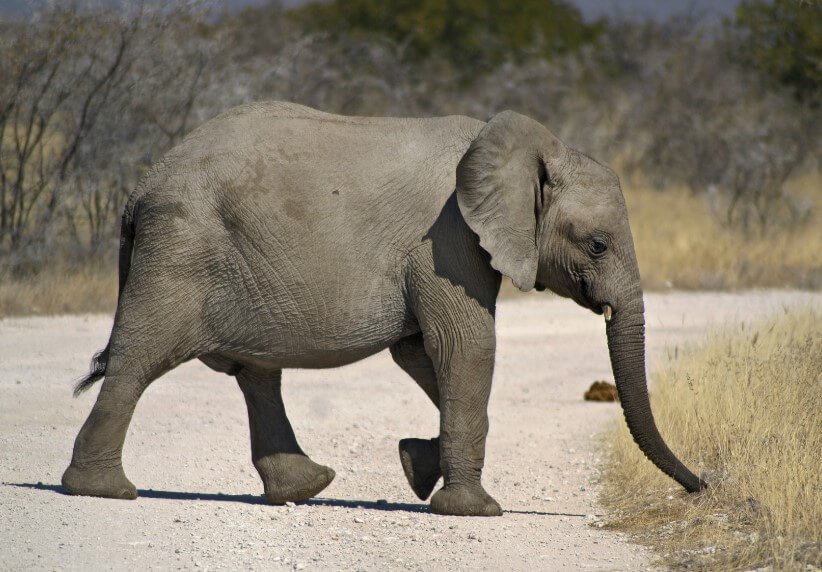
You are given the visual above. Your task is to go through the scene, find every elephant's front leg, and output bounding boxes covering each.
[236,367,335,504]
[424,327,501,517]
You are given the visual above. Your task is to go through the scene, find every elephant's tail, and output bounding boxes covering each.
[73,346,110,397]
[73,200,137,397]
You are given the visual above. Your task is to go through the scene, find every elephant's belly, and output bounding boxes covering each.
[209,299,418,371]
[202,226,418,370]
[217,343,392,371]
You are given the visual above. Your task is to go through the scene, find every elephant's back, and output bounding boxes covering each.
[137,101,484,254]
[167,101,482,164]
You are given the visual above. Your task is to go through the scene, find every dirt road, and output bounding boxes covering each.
[1,291,818,571]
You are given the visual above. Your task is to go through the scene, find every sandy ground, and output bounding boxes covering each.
[1,291,818,571]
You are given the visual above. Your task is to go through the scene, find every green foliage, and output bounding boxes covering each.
[729,0,822,104]
[289,0,601,70]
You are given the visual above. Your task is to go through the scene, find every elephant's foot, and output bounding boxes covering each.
[430,484,502,517]
[61,463,138,500]
[398,437,441,500]
[255,453,335,504]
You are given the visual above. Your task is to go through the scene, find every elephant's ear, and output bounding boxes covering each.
[456,110,561,292]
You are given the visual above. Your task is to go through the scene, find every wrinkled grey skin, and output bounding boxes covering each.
[62,102,705,517]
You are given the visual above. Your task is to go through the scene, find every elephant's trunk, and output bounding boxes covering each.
[606,294,706,493]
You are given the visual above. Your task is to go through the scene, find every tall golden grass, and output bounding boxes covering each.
[0,265,116,318]
[625,172,821,290]
[600,308,821,570]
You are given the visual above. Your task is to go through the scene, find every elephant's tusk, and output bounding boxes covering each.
[602,305,613,322]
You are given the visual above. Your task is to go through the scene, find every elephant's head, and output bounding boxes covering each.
[456,111,705,493]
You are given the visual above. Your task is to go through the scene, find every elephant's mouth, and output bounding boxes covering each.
[570,290,609,318]
[540,276,612,320]
[583,296,612,318]
[572,274,613,321]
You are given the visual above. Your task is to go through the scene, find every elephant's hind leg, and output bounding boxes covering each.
[62,299,201,499]
[390,334,442,500]
[236,367,335,504]
[62,372,148,500]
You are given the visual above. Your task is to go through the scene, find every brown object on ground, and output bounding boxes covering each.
[585,381,619,402]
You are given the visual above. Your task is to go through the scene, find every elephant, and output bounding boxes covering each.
[62,101,705,517]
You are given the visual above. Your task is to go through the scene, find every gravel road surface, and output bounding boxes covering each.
[1,291,818,571]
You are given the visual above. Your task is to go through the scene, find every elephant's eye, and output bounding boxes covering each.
[591,238,608,255]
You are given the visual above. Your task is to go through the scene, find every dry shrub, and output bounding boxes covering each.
[600,307,821,570]
[0,265,116,318]
[624,171,822,290]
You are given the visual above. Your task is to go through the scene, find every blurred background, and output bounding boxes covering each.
[0,0,819,314]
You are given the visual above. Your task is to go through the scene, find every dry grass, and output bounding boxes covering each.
[599,308,821,570]
[625,172,822,290]
[0,265,116,318]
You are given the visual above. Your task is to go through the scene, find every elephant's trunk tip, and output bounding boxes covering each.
[670,462,708,493]
[685,477,709,494]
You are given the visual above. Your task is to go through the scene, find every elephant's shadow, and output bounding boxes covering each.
[6,482,425,511]
[5,482,591,517]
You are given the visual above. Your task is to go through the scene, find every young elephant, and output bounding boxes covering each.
[63,102,705,516]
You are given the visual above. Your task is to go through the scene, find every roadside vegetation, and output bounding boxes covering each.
[626,171,821,291]
[0,0,819,316]
[600,308,821,570]
[0,263,114,316]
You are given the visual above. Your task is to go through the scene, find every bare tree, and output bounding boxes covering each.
[0,5,214,261]
[0,8,141,252]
